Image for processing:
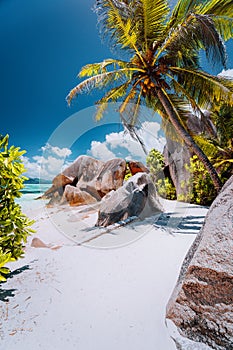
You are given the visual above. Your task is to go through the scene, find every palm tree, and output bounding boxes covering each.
[67,0,233,192]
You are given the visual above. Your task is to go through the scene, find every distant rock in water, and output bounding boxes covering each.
[166,175,233,349]
[96,172,163,227]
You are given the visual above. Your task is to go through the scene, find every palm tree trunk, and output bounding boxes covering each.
[156,88,222,192]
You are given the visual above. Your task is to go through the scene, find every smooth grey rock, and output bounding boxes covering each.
[96,172,163,227]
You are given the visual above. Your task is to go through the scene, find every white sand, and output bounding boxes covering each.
[0,199,208,350]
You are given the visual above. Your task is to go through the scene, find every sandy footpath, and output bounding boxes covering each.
[0,199,208,350]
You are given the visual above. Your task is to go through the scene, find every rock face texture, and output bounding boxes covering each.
[42,174,73,199]
[166,176,233,350]
[63,155,104,182]
[128,160,149,175]
[61,185,97,206]
[42,156,133,208]
[95,158,126,196]
[96,172,163,227]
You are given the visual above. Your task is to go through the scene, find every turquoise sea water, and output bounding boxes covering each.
[16,184,51,212]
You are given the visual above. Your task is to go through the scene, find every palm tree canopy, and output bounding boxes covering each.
[67,0,233,125]
[67,0,233,192]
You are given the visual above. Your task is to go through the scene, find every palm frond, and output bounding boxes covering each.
[197,0,233,18]
[167,73,216,136]
[97,82,130,104]
[161,13,227,69]
[193,13,227,68]
[94,84,129,121]
[95,0,144,62]
[167,0,200,29]
[132,0,170,50]
[167,72,227,137]
[119,87,137,114]
[170,67,233,108]
[212,16,233,41]
[213,105,233,147]
[66,68,138,105]
[79,59,130,78]
[214,158,233,167]
[95,102,109,121]
[163,93,193,126]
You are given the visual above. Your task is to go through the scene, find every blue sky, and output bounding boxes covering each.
[1,0,233,179]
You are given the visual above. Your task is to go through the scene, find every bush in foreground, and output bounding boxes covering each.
[0,135,34,282]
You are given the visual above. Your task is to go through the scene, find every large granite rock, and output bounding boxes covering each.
[95,158,126,196]
[63,155,104,183]
[61,185,97,206]
[42,156,126,207]
[96,172,163,227]
[76,158,126,200]
[166,176,233,349]
[42,174,73,199]
[42,156,103,202]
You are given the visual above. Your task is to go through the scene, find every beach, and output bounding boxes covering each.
[0,195,208,350]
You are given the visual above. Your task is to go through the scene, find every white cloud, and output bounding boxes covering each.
[87,122,166,163]
[22,144,72,180]
[41,143,72,158]
[21,156,41,179]
[218,69,233,78]
[89,141,116,161]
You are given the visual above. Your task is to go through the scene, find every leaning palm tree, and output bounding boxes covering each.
[67,0,233,192]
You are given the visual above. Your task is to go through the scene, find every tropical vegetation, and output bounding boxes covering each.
[0,135,34,282]
[67,0,233,194]
[146,148,176,199]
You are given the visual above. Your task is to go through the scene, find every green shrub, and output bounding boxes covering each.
[181,155,231,206]
[156,178,176,200]
[146,148,176,200]
[0,135,34,282]
[179,155,218,206]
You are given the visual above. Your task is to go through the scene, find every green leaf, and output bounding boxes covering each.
[170,67,233,108]
[133,0,170,50]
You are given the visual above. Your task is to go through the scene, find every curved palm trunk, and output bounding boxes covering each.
[156,88,222,192]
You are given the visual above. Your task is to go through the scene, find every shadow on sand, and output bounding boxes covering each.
[0,265,31,302]
[154,213,206,234]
